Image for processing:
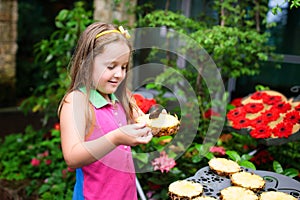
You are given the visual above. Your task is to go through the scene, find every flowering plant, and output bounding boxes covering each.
[133,93,157,114]
[0,124,75,198]
[227,90,300,139]
[151,151,176,173]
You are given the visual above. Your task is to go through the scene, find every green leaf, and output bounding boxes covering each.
[241,154,253,161]
[205,152,215,160]
[226,150,241,162]
[273,161,283,174]
[133,152,148,164]
[239,160,256,170]
[282,168,299,178]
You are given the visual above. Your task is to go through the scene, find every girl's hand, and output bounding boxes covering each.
[109,123,152,146]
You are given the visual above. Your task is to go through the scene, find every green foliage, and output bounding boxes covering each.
[2,1,298,199]
[0,125,75,198]
[191,26,273,78]
[132,2,295,199]
[0,2,92,198]
[226,150,256,169]
[136,9,276,81]
[268,141,300,172]
[20,1,94,125]
[272,0,300,14]
[137,10,205,33]
[273,160,299,178]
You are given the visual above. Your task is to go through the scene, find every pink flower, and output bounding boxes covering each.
[62,169,68,179]
[37,150,49,158]
[43,150,49,157]
[30,158,40,166]
[67,167,76,172]
[44,159,52,165]
[209,146,226,156]
[152,151,176,173]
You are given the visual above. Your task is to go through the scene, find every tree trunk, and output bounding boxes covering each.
[0,0,18,107]
[93,0,137,27]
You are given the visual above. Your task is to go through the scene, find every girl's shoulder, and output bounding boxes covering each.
[63,90,87,105]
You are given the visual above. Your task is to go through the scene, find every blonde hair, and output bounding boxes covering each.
[58,22,138,125]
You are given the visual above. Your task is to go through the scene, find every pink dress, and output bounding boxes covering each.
[72,90,137,200]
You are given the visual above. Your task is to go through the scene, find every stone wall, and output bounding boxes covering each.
[0,0,18,106]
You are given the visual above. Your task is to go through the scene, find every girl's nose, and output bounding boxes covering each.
[114,67,123,77]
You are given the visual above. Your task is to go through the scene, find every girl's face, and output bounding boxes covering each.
[93,41,130,100]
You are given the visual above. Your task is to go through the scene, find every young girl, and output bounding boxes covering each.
[58,22,153,200]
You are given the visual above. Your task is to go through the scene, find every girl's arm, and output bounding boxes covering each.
[60,91,152,168]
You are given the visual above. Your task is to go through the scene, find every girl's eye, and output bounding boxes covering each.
[122,65,127,70]
[107,66,114,70]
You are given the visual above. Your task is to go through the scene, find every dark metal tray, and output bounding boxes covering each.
[186,166,300,199]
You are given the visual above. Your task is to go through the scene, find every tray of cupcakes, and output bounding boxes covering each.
[168,158,300,200]
[225,90,300,146]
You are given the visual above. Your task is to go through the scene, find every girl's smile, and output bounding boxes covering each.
[93,41,130,100]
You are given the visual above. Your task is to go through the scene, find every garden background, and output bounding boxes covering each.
[0,0,300,199]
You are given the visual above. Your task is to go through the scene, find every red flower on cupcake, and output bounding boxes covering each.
[244,102,264,113]
[226,107,246,121]
[272,122,293,138]
[250,125,272,139]
[250,91,267,100]
[230,98,243,107]
[260,108,280,122]
[232,117,251,129]
[227,90,300,139]
[250,116,267,127]
[272,101,292,113]
[294,103,300,111]
[284,110,300,125]
[262,94,283,105]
